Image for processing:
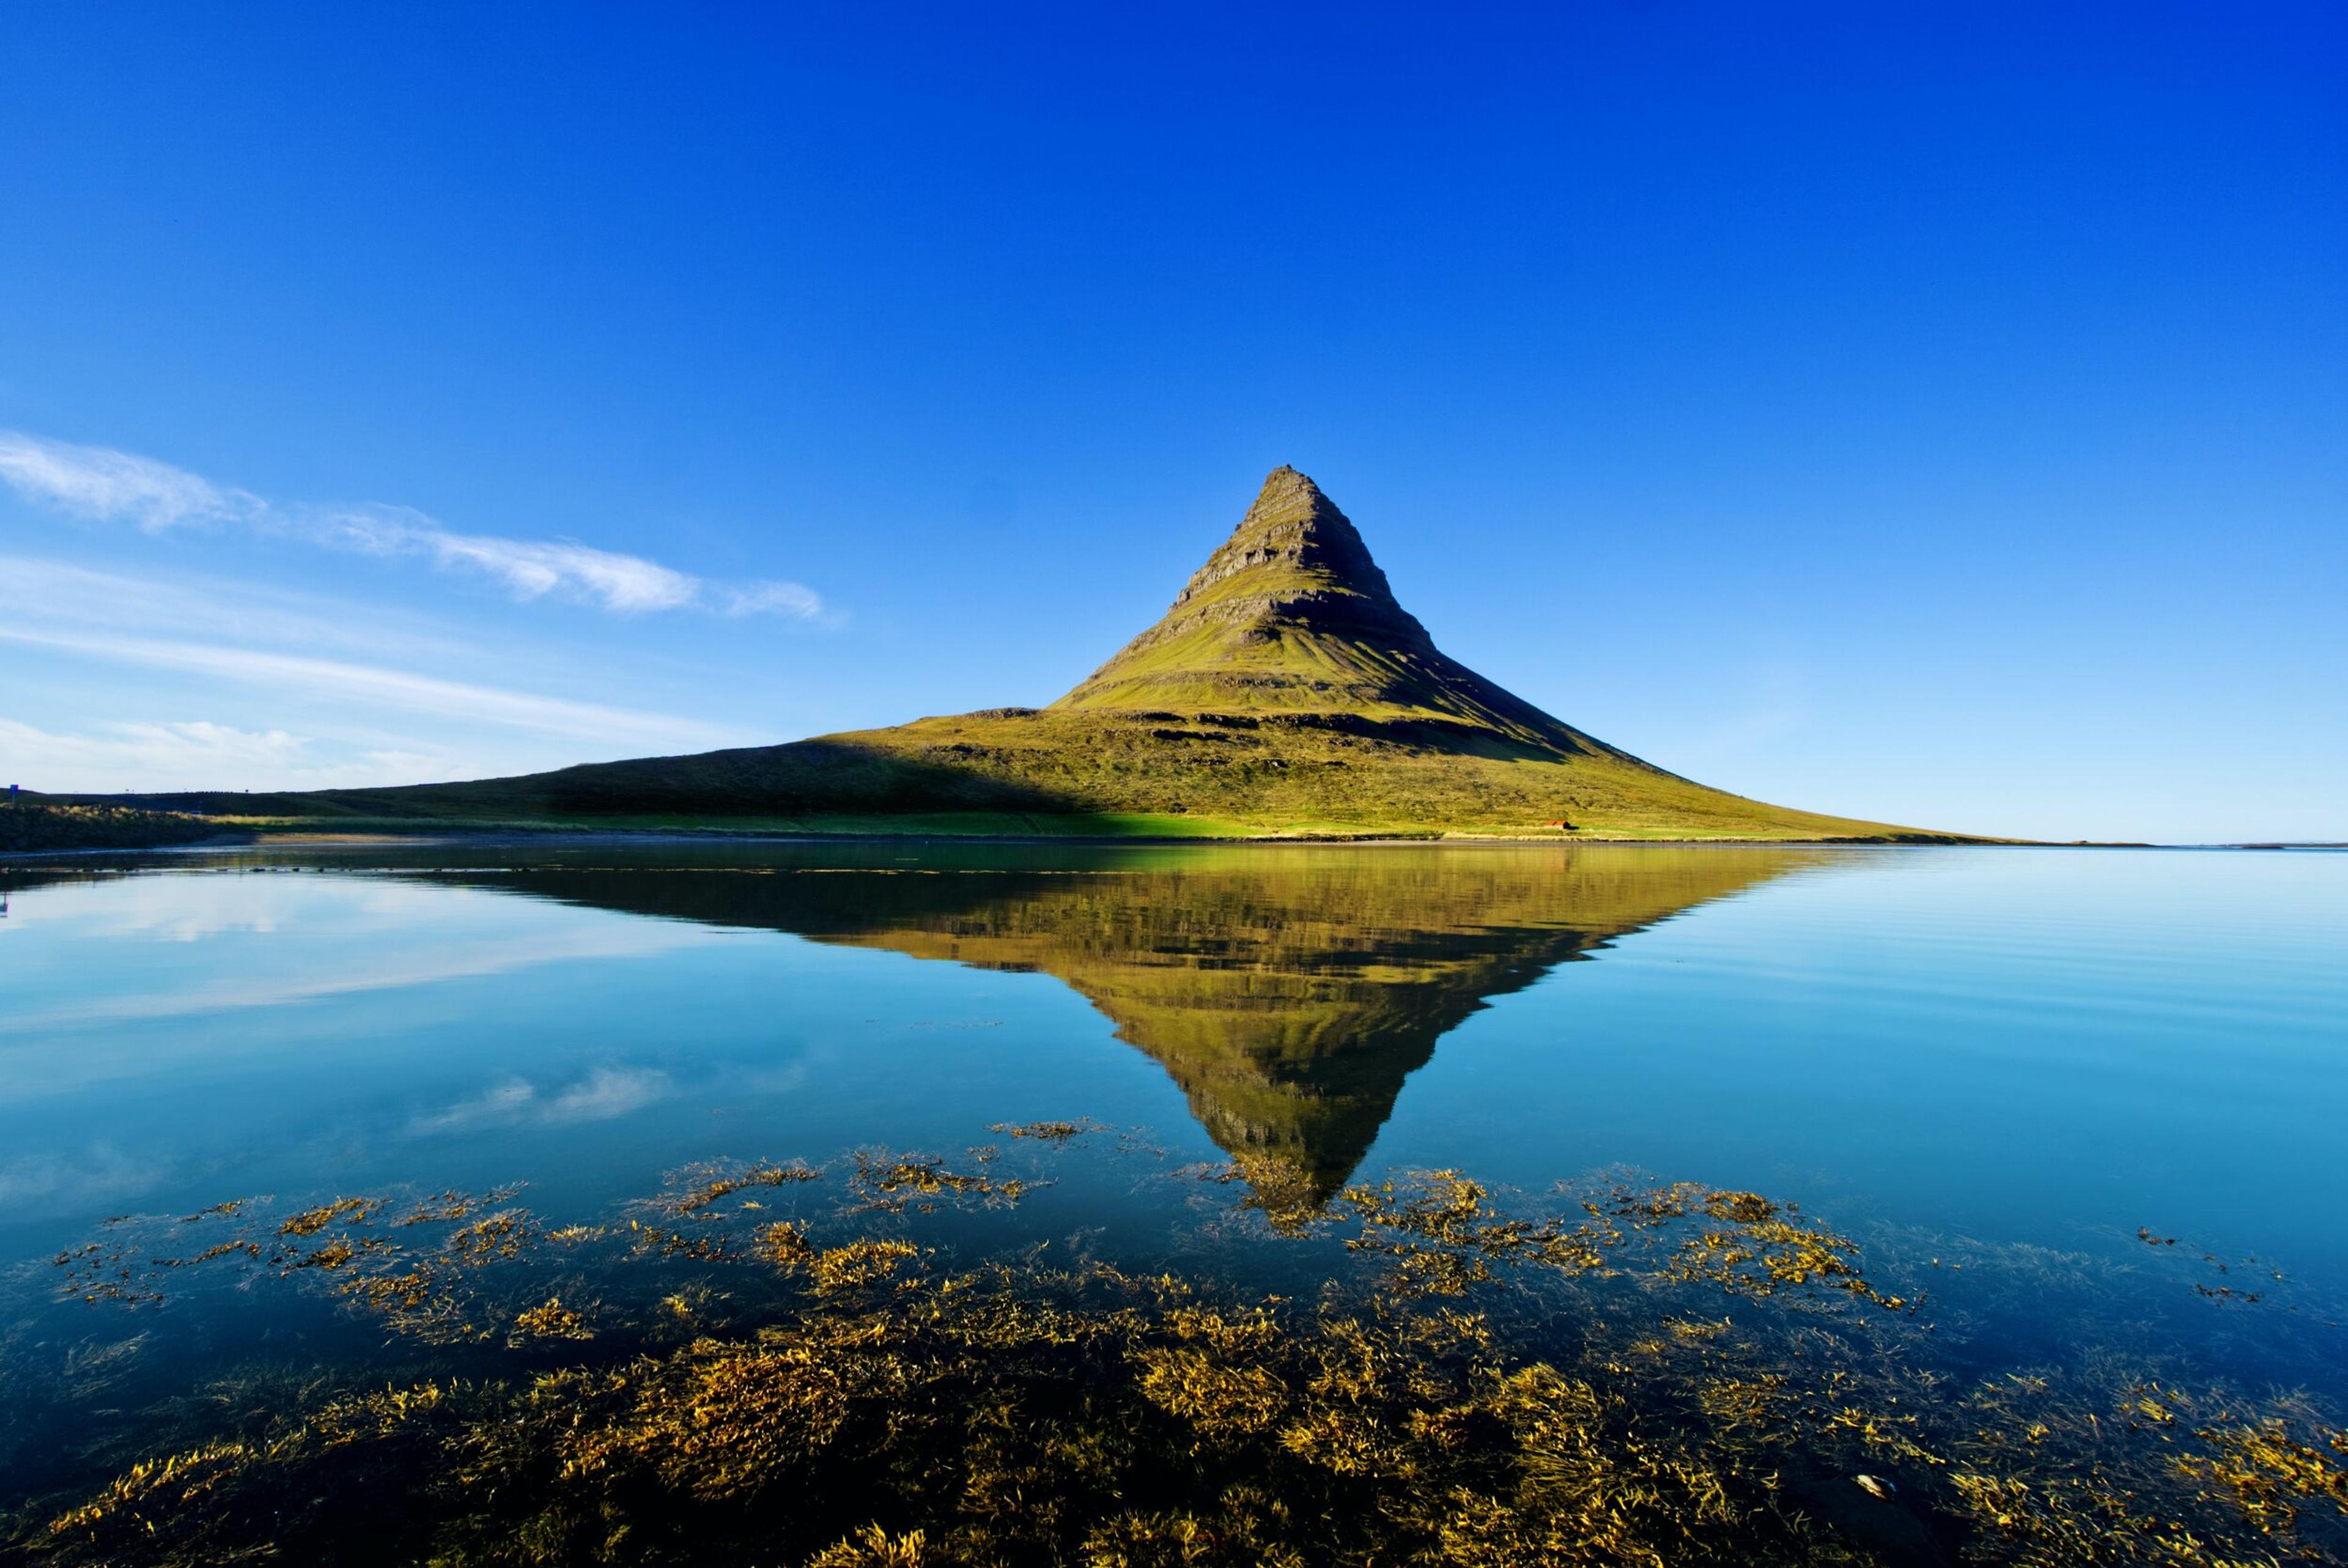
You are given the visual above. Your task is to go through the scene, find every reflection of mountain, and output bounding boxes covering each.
[427,846,1820,1199]
[437,848,1820,1196]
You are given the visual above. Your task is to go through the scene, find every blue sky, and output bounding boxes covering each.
[1,2,2340,842]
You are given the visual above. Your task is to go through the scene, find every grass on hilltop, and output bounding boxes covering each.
[94,709,1966,844]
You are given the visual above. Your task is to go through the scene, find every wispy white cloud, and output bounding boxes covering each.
[0,716,445,794]
[0,553,756,789]
[0,429,827,619]
[722,578,828,618]
[0,432,258,530]
[0,554,466,660]
[308,503,705,612]
[0,626,742,747]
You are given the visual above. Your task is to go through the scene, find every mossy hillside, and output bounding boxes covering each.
[180,707,1951,841]
[75,468,1973,842]
[787,708,1944,840]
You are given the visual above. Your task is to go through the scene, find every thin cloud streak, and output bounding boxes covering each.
[0,626,742,748]
[0,554,467,660]
[0,716,444,793]
[722,578,827,618]
[0,429,827,619]
[308,502,704,613]
[0,431,257,529]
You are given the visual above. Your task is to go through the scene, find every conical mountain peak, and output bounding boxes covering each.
[1159,466,1428,642]
[1052,468,1612,756]
[133,457,1952,845]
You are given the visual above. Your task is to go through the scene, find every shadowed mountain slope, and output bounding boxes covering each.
[94,469,1973,841]
[417,844,1822,1200]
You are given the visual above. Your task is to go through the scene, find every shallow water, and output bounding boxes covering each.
[2,841,2343,1562]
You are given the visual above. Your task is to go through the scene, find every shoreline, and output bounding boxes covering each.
[18,828,2313,863]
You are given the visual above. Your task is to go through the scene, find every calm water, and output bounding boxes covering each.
[5,842,2342,1273]
[3,841,2344,1559]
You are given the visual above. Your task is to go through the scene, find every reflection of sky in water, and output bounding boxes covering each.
[0,866,1183,1242]
[1,848,2342,1305]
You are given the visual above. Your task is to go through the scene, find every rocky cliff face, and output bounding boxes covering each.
[1091,466,1436,659]
[1052,468,1625,757]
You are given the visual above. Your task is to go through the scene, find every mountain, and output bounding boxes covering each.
[415,843,1824,1201]
[102,468,1971,841]
[1055,466,1614,752]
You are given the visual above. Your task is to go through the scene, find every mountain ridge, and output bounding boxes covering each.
[1054,468,1629,760]
[62,466,1979,843]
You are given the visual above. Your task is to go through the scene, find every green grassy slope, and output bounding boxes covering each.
[97,706,1958,842]
[76,468,1979,842]
[0,798,241,853]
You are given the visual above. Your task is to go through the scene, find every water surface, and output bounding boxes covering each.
[3,842,2342,1562]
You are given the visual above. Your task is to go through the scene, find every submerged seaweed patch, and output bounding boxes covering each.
[659,1161,822,1218]
[989,1119,1104,1143]
[849,1149,1038,1215]
[7,1139,2346,1567]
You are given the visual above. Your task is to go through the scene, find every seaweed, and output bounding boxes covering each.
[849,1149,1038,1215]
[8,1137,2345,1567]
